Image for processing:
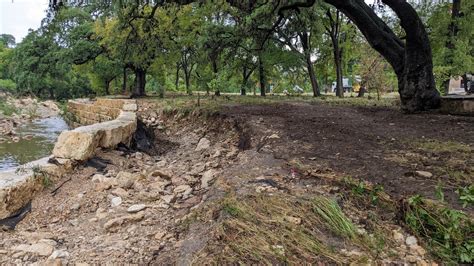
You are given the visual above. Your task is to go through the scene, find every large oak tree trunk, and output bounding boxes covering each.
[133,68,146,97]
[325,0,440,112]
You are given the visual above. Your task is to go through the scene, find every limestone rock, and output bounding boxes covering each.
[13,242,54,256]
[127,204,146,213]
[161,194,176,204]
[103,212,145,231]
[405,235,418,246]
[201,169,217,188]
[415,171,433,178]
[174,185,192,195]
[111,196,122,207]
[49,250,70,260]
[195,138,211,151]
[53,130,103,161]
[116,171,138,189]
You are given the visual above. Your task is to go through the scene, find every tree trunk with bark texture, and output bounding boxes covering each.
[300,32,320,97]
[258,55,266,97]
[133,68,146,97]
[333,44,344,97]
[325,0,440,112]
[122,68,127,95]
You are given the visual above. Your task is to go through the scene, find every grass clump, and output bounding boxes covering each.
[0,98,16,116]
[204,194,341,264]
[403,195,474,263]
[413,139,472,154]
[312,196,357,239]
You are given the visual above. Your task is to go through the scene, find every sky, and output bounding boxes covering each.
[0,0,49,43]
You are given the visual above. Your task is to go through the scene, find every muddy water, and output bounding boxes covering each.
[0,117,68,171]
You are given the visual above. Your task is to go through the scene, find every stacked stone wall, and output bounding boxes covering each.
[67,98,128,128]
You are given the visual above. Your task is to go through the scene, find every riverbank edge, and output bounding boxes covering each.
[0,98,138,220]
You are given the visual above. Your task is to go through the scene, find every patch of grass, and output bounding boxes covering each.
[343,177,392,206]
[0,98,17,116]
[413,139,472,154]
[312,196,357,239]
[403,195,474,263]
[201,193,342,264]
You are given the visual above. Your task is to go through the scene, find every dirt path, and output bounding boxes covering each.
[0,100,472,264]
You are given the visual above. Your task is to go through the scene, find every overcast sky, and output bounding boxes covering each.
[0,0,49,42]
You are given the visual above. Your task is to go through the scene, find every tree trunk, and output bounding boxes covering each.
[122,68,127,95]
[133,68,146,97]
[357,86,365,97]
[333,45,344,97]
[212,59,220,96]
[184,69,191,95]
[104,80,110,95]
[258,55,266,97]
[175,63,180,91]
[325,0,440,112]
[300,32,320,97]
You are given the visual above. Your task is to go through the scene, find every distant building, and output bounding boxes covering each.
[448,75,473,94]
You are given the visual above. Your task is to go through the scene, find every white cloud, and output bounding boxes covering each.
[0,0,49,43]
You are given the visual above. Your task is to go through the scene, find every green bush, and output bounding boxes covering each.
[0,79,16,92]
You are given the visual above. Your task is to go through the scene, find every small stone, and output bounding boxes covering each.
[38,239,58,247]
[201,169,217,189]
[392,230,404,243]
[117,171,137,189]
[405,235,418,246]
[154,230,166,240]
[92,174,107,182]
[49,250,69,260]
[195,138,211,151]
[111,187,129,198]
[149,170,173,180]
[406,255,418,263]
[111,196,122,207]
[127,204,146,213]
[174,185,192,194]
[268,134,280,139]
[161,195,176,204]
[70,203,81,211]
[415,171,433,178]
[410,245,426,256]
[284,216,302,225]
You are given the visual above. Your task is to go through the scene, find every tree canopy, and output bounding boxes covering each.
[0,0,471,112]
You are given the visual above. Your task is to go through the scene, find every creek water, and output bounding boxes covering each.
[0,117,68,171]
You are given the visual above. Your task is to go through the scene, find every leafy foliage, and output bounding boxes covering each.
[403,195,474,263]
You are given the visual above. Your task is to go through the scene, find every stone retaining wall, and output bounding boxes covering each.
[0,98,138,220]
[67,98,134,128]
[440,96,474,115]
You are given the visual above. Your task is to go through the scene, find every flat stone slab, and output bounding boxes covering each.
[53,101,137,161]
[0,157,72,219]
[441,95,474,115]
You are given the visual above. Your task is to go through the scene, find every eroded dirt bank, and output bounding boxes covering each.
[0,100,472,264]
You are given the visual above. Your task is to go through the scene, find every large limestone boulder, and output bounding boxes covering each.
[53,110,136,161]
[53,128,104,161]
[0,157,69,220]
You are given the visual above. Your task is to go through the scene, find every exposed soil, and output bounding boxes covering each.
[220,103,473,210]
[0,100,472,264]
